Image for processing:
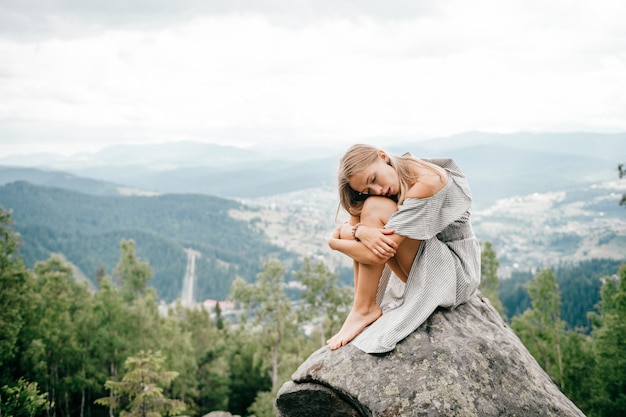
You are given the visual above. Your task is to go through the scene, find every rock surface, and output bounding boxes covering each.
[276,294,586,417]
[203,412,240,417]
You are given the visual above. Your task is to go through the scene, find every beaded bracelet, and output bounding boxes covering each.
[352,223,362,242]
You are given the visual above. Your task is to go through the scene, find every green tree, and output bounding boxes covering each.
[247,391,276,417]
[112,239,153,303]
[559,331,597,414]
[230,258,300,417]
[0,209,33,385]
[230,258,296,391]
[26,255,93,416]
[214,301,225,330]
[591,265,626,416]
[95,350,185,417]
[95,262,107,285]
[479,241,505,317]
[500,260,620,330]
[228,330,272,416]
[159,311,198,411]
[70,278,101,417]
[128,288,162,354]
[296,258,352,346]
[92,276,135,417]
[512,268,565,389]
[195,340,231,414]
[226,330,271,416]
[112,239,161,352]
[618,163,625,206]
[0,378,49,417]
[173,303,231,414]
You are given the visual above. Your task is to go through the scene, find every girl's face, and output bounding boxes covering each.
[348,152,399,198]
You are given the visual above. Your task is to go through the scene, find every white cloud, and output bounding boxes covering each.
[1,0,625,155]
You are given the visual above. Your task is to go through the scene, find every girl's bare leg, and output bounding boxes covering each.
[327,262,385,350]
[327,197,396,350]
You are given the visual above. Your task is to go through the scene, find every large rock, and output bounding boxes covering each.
[202,412,241,417]
[276,294,585,417]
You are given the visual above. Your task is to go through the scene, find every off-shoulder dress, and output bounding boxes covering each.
[351,158,481,354]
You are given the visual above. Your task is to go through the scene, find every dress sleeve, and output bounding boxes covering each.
[385,159,472,240]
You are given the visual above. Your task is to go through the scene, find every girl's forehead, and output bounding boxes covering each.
[349,168,371,188]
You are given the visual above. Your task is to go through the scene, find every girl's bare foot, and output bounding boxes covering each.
[327,307,382,350]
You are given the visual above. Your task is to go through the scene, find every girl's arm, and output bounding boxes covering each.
[328,228,386,264]
[354,224,402,257]
[328,223,401,265]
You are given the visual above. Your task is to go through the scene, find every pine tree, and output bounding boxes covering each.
[159,312,198,411]
[173,303,231,413]
[28,255,93,416]
[592,265,626,416]
[618,163,625,206]
[0,378,49,417]
[214,301,225,330]
[95,350,185,417]
[480,241,505,317]
[226,331,271,416]
[560,331,597,414]
[512,268,565,389]
[113,239,153,303]
[111,239,161,352]
[92,276,134,417]
[230,258,296,391]
[0,209,32,385]
[296,258,352,346]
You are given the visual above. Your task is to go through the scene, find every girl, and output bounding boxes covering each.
[327,144,481,353]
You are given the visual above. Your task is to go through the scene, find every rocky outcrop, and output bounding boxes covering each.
[276,294,585,417]
[202,412,240,417]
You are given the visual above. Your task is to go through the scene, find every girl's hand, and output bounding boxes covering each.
[355,225,398,258]
[339,222,354,240]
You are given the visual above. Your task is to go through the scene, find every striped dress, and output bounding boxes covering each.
[351,158,481,354]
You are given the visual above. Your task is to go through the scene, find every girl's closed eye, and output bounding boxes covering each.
[368,175,377,194]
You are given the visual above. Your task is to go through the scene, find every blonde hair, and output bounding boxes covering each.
[337,144,425,217]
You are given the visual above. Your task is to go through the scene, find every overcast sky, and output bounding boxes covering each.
[1,0,625,156]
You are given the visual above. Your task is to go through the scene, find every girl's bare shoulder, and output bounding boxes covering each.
[406,162,449,199]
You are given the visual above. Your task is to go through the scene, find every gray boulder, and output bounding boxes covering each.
[276,294,586,417]
[202,412,241,417]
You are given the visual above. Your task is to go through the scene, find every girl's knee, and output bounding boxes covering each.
[361,196,397,225]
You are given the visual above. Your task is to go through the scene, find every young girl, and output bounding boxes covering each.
[327,144,481,353]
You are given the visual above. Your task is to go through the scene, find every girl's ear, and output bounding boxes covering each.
[378,150,388,161]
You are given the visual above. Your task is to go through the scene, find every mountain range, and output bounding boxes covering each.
[0,180,298,301]
[2,131,625,207]
[1,131,624,302]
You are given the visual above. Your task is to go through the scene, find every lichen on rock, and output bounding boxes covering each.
[276,294,586,417]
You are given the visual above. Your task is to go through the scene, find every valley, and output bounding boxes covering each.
[2,131,625,295]
[234,179,626,279]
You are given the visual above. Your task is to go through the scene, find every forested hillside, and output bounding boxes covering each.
[1,206,625,417]
[0,166,125,196]
[498,258,624,332]
[1,156,625,416]
[0,181,298,301]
